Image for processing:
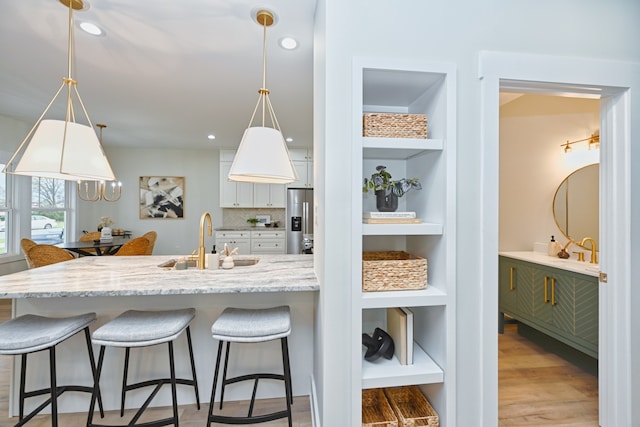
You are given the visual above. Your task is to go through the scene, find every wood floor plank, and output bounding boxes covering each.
[499,323,598,426]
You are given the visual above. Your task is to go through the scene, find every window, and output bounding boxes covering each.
[30,177,65,244]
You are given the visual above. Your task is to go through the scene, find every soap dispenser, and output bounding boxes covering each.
[548,235,560,256]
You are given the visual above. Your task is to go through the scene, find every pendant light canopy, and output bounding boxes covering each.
[2,0,116,182]
[227,9,298,184]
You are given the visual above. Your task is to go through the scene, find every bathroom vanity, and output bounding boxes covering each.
[499,251,599,360]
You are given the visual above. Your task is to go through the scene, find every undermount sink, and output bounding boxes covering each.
[158,257,259,269]
[231,258,260,267]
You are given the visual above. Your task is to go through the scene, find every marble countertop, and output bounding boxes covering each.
[499,251,599,277]
[0,254,318,298]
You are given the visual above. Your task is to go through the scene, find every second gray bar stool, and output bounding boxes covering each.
[87,308,200,427]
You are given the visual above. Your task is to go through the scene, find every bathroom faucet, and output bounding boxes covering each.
[580,237,598,264]
[198,212,213,270]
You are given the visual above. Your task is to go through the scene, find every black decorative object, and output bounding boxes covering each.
[362,327,395,361]
[375,190,399,212]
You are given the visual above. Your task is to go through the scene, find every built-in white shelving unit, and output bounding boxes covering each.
[351,58,456,426]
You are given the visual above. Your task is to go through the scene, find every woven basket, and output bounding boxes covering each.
[362,251,427,292]
[363,113,428,139]
[384,386,439,427]
[362,388,398,427]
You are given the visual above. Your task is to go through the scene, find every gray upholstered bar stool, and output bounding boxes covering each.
[207,305,293,427]
[0,312,103,427]
[87,308,200,427]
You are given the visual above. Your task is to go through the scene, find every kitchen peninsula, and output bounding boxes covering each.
[0,255,318,416]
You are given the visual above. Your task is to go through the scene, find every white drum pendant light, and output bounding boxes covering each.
[228,9,297,184]
[3,0,116,182]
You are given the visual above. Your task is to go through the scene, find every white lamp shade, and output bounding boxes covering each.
[228,126,298,184]
[13,119,116,181]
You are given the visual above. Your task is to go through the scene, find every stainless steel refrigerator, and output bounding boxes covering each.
[286,188,313,254]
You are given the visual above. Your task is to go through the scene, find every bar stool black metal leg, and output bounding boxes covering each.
[185,326,200,409]
[49,346,58,427]
[87,346,106,426]
[83,327,104,418]
[281,337,293,427]
[168,341,179,427]
[120,347,130,417]
[207,341,224,424]
[219,341,231,410]
[19,353,27,421]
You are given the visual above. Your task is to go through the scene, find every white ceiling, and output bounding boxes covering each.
[0,0,316,150]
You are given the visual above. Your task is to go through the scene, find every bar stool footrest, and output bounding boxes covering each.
[208,409,291,425]
[223,372,285,387]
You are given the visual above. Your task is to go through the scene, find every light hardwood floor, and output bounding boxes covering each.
[0,299,311,427]
[499,323,598,426]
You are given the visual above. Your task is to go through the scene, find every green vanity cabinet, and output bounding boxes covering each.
[499,256,598,359]
[499,257,534,322]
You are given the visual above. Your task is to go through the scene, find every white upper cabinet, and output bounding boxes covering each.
[288,148,313,188]
[253,183,286,208]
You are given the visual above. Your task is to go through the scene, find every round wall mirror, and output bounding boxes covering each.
[552,164,599,249]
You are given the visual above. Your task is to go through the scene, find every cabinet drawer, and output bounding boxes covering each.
[215,231,250,239]
[251,239,285,253]
[250,230,285,239]
[215,238,250,255]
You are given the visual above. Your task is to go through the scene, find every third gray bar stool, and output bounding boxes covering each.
[207,305,293,427]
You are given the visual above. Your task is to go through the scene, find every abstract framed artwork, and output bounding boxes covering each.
[139,176,185,219]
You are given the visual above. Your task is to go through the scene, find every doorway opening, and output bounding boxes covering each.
[479,51,634,427]
[497,91,600,424]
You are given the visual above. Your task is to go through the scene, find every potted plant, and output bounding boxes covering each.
[246,218,259,227]
[363,165,422,212]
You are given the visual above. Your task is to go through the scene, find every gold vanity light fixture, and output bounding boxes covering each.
[227,9,298,184]
[2,0,116,182]
[562,130,600,154]
[77,124,122,202]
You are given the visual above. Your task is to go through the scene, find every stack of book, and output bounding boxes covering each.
[362,212,422,224]
[386,307,414,365]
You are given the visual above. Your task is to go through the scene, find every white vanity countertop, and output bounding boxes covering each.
[0,254,318,298]
[499,251,599,277]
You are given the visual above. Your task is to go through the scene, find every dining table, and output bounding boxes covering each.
[56,236,129,256]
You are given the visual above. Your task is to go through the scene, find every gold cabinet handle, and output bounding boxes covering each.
[509,267,515,291]
[551,278,557,306]
[544,276,549,303]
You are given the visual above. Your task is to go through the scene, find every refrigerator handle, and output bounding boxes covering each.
[303,202,309,235]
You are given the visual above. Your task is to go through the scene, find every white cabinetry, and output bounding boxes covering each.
[289,148,313,188]
[220,150,253,208]
[220,149,286,208]
[215,230,251,255]
[250,230,286,254]
[352,59,456,426]
[253,184,286,208]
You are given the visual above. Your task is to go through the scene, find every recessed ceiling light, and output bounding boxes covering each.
[79,21,103,36]
[285,137,293,143]
[279,37,298,50]
[207,134,216,140]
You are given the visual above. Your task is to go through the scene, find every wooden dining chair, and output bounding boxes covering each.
[26,245,75,268]
[79,231,103,255]
[20,238,39,269]
[114,237,150,256]
[141,231,158,255]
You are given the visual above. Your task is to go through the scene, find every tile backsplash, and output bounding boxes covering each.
[222,208,285,228]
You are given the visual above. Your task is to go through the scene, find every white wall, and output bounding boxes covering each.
[78,146,222,255]
[315,0,640,425]
[499,95,599,251]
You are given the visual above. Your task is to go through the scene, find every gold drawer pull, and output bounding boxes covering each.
[509,267,515,291]
[544,276,549,303]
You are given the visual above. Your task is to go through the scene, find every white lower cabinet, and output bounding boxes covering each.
[215,230,285,255]
[215,231,251,255]
[251,230,286,254]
